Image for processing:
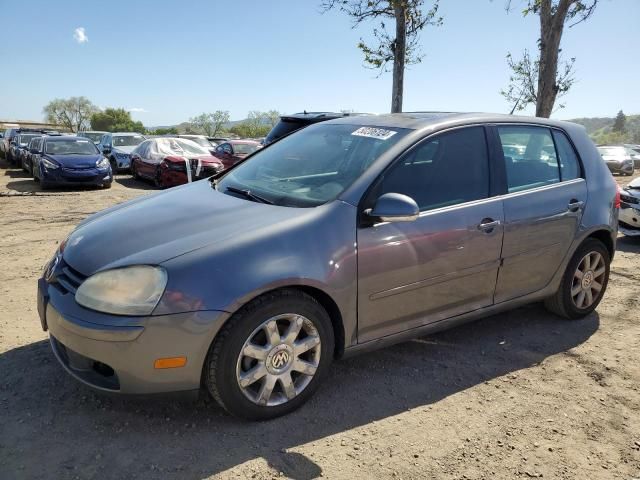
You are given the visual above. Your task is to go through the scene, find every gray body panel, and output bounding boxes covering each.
[38,112,618,394]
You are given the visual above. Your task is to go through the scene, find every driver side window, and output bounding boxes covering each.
[378,127,490,212]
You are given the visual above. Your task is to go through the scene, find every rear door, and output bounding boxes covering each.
[493,125,586,303]
[357,126,504,342]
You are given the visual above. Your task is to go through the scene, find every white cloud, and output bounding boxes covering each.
[127,107,148,113]
[73,27,88,44]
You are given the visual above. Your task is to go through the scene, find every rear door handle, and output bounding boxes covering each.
[477,218,501,233]
[567,199,584,212]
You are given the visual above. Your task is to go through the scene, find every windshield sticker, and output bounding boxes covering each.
[351,127,397,140]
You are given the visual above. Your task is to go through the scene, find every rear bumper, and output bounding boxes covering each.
[38,278,226,394]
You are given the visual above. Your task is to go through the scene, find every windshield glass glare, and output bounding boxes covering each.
[45,139,99,155]
[217,123,408,207]
[113,135,145,147]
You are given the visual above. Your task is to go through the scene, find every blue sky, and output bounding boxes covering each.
[1,0,637,126]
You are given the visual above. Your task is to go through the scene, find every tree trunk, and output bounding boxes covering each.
[391,2,406,113]
[535,0,570,118]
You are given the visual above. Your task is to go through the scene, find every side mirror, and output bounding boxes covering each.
[366,193,419,223]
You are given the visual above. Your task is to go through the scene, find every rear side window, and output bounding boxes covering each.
[379,126,490,212]
[552,130,580,181]
[498,126,560,193]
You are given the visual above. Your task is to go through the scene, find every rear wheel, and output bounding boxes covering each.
[204,290,334,420]
[154,167,165,189]
[544,239,610,319]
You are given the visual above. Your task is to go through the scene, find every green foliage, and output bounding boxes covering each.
[501,49,575,113]
[322,0,442,74]
[189,111,231,137]
[90,108,144,133]
[571,113,640,145]
[152,127,178,135]
[43,96,99,132]
[228,111,280,138]
[612,110,626,133]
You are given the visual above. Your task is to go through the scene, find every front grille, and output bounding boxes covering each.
[51,260,87,295]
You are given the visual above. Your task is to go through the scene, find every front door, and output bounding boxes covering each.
[493,125,587,303]
[357,126,504,343]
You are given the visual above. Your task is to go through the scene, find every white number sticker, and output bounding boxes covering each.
[351,127,397,140]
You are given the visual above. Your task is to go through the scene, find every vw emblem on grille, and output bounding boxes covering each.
[271,350,290,369]
[46,254,60,282]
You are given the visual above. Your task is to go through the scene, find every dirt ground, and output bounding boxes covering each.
[0,158,639,480]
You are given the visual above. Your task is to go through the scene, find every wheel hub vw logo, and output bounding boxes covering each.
[271,350,290,369]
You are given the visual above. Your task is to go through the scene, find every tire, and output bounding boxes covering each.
[154,167,165,189]
[103,182,112,189]
[544,238,610,319]
[131,163,140,180]
[204,289,335,421]
[109,157,118,174]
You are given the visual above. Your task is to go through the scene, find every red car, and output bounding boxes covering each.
[130,137,224,188]
[212,140,261,169]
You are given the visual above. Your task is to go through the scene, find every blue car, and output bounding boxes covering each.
[97,132,146,172]
[31,136,113,189]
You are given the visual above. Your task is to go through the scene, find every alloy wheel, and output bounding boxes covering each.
[571,251,606,309]
[236,314,321,406]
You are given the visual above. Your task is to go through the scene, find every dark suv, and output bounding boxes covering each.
[263,112,368,145]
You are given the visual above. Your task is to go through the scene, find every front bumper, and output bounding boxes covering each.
[38,277,226,394]
[42,166,112,186]
[619,202,640,236]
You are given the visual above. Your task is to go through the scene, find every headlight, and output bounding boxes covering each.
[75,265,168,316]
[96,157,110,169]
[41,157,60,169]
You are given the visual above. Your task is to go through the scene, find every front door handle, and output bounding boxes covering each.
[477,218,501,233]
[567,199,584,212]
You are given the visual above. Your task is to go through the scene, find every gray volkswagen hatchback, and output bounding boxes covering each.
[38,113,618,420]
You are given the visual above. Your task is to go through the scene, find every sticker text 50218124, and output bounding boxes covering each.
[351,127,397,141]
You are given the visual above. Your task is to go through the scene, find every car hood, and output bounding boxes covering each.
[47,154,102,168]
[63,180,312,276]
[625,177,640,191]
[112,145,136,154]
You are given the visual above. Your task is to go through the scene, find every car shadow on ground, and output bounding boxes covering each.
[115,175,155,190]
[0,303,598,479]
[616,235,640,254]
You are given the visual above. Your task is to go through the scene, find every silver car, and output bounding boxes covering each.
[619,177,640,236]
[37,113,618,420]
[597,145,635,176]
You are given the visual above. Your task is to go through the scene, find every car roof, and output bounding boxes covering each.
[111,132,144,136]
[325,111,581,132]
[80,130,107,134]
[44,135,88,142]
[229,139,259,144]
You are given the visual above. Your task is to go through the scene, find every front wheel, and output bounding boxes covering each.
[204,290,334,420]
[544,239,610,319]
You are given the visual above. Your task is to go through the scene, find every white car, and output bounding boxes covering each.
[619,178,640,236]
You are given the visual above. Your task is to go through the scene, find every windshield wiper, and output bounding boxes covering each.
[225,185,274,205]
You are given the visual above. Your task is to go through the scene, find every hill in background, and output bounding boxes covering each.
[569,113,640,145]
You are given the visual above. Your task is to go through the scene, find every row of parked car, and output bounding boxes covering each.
[0,112,357,189]
[596,144,640,176]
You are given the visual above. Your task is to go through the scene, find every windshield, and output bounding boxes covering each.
[154,138,210,156]
[18,134,38,146]
[598,147,626,157]
[183,136,211,148]
[113,135,145,147]
[81,132,104,143]
[233,143,259,155]
[216,123,408,207]
[45,139,99,155]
